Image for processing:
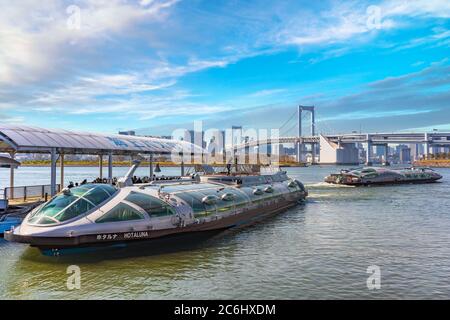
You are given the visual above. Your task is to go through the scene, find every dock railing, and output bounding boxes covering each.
[3,184,61,202]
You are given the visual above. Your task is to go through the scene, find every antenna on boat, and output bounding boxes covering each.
[117,159,141,188]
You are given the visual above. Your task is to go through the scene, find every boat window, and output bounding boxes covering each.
[148,200,174,217]
[35,216,60,225]
[28,192,78,223]
[82,185,116,206]
[241,187,262,203]
[96,203,145,223]
[28,184,116,225]
[214,196,232,212]
[205,203,216,215]
[175,191,207,217]
[161,183,219,193]
[124,192,173,217]
[125,192,156,213]
[224,188,250,209]
[199,190,222,213]
[287,181,301,191]
[56,198,95,222]
[273,184,289,194]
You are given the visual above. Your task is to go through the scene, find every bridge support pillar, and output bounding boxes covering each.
[424,133,430,159]
[383,144,389,165]
[366,135,372,166]
[296,105,315,164]
[311,143,316,164]
[296,142,302,163]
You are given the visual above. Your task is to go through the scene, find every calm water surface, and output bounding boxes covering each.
[1,166,450,299]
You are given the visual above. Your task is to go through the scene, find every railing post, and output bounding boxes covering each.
[24,186,27,202]
[42,185,45,198]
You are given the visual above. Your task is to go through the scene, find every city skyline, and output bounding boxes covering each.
[0,0,449,136]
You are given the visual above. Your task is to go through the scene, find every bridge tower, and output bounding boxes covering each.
[297,105,316,163]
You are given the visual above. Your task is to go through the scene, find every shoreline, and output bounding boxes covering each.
[413,160,450,168]
[19,163,309,168]
[17,162,450,168]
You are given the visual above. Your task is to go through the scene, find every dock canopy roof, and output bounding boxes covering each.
[0,125,204,156]
[0,156,20,168]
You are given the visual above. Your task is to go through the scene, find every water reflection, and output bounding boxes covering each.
[1,167,450,299]
[4,231,240,299]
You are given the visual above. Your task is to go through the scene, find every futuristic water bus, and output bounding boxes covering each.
[324,167,442,186]
[5,162,307,255]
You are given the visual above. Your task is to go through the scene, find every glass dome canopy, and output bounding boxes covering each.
[28,184,117,225]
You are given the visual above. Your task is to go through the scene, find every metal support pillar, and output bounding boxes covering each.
[108,152,113,182]
[99,154,103,179]
[60,153,65,189]
[149,154,154,180]
[9,152,15,199]
[50,148,57,196]
[181,160,185,177]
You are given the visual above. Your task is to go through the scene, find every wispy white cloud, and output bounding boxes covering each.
[30,73,177,106]
[248,89,287,97]
[319,108,436,121]
[1,0,449,130]
[273,0,449,49]
[0,0,179,85]
[401,123,450,132]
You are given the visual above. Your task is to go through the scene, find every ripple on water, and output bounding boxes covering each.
[1,167,450,299]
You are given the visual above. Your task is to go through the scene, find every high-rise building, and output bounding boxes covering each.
[231,126,243,148]
[409,143,423,161]
[206,130,225,156]
[396,145,411,163]
[184,130,205,148]
[375,145,385,157]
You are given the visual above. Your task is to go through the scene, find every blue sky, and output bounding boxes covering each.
[0,0,449,136]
